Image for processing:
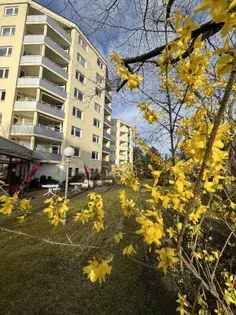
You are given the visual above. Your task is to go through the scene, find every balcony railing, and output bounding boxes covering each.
[21,55,68,80]
[26,15,71,44]
[102,146,110,154]
[104,103,112,113]
[104,118,112,126]
[103,132,112,141]
[105,90,112,103]
[34,148,62,162]
[11,124,63,141]
[17,77,67,100]
[14,101,64,120]
[24,35,69,62]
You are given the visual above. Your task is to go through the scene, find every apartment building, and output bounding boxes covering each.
[111,119,134,166]
[0,0,112,180]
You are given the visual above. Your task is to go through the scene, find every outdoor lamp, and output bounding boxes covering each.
[63,146,75,199]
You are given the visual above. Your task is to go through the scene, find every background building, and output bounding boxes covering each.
[0,0,112,181]
[111,119,134,166]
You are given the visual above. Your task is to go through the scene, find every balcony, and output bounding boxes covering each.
[105,90,112,103]
[104,118,111,126]
[24,35,69,62]
[26,15,71,44]
[21,55,68,80]
[34,149,62,162]
[102,146,110,154]
[14,101,64,120]
[11,124,63,141]
[104,103,112,114]
[17,77,67,100]
[103,132,112,141]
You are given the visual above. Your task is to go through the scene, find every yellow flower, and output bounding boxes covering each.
[44,197,70,226]
[156,247,179,274]
[136,210,164,246]
[119,190,136,217]
[138,102,159,124]
[83,257,112,284]
[122,244,136,256]
[114,232,124,244]
[127,73,143,90]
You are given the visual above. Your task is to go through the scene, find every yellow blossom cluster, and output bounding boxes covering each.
[0,193,31,220]
[223,272,236,306]
[83,257,112,284]
[122,244,136,256]
[111,52,143,90]
[75,192,104,232]
[43,197,69,226]
[119,190,136,217]
[156,247,179,274]
[136,210,164,246]
[138,102,159,124]
[112,164,140,192]
[196,0,236,35]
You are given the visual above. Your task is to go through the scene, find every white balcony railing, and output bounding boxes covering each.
[11,124,63,141]
[26,15,71,44]
[34,147,62,161]
[24,35,69,62]
[17,77,67,100]
[21,55,68,80]
[14,101,64,120]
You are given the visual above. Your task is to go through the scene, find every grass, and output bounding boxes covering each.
[0,185,177,315]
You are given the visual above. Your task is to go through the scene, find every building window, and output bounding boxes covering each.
[0,26,16,36]
[96,73,104,84]
[52,145,60,155]
[91,151,99,160]
[0,68,9,78]
[74,147,80,157]
[72,106,82,119]
[76,70,85,83]
[94,103,101,113]
[75,168,79,176]
[97,58,103,69]
[0,46,12,56]
[77,53,86,67]
[0,90,6,101]
[4,6,18,16]
[71,126,81,137]
[95,87,102,97]
[93,134,100,144]
[78,35,87,50]
[69,167,73,177]
[93,118,100,128]
[74,88,84,101]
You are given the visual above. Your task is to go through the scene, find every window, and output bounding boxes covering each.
[94,103,101,113]
[0,46,12,56]
[93,118,100,128]
[96,73,104,84]
[0,90,6,101]
[74,88,84,101]
[75,70,85,83]
[79,35,87,50]
[75,168,79,176]
[93,135,100,144]
[97,58,103,69]
[72,106,82,119]
[69,167,73,177]
[74,147,80,157]
[0,68,9,78]
[91,151,99,160]
[71,126,81,137]
[77,53,86,67]
[95,87,102,97]
[4,6,18,16]
[0,26,16,36]
[52,145,60,155]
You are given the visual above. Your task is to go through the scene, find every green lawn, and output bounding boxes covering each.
[0,186,177,315]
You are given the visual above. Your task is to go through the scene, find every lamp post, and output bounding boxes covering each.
[63,146,75,199]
